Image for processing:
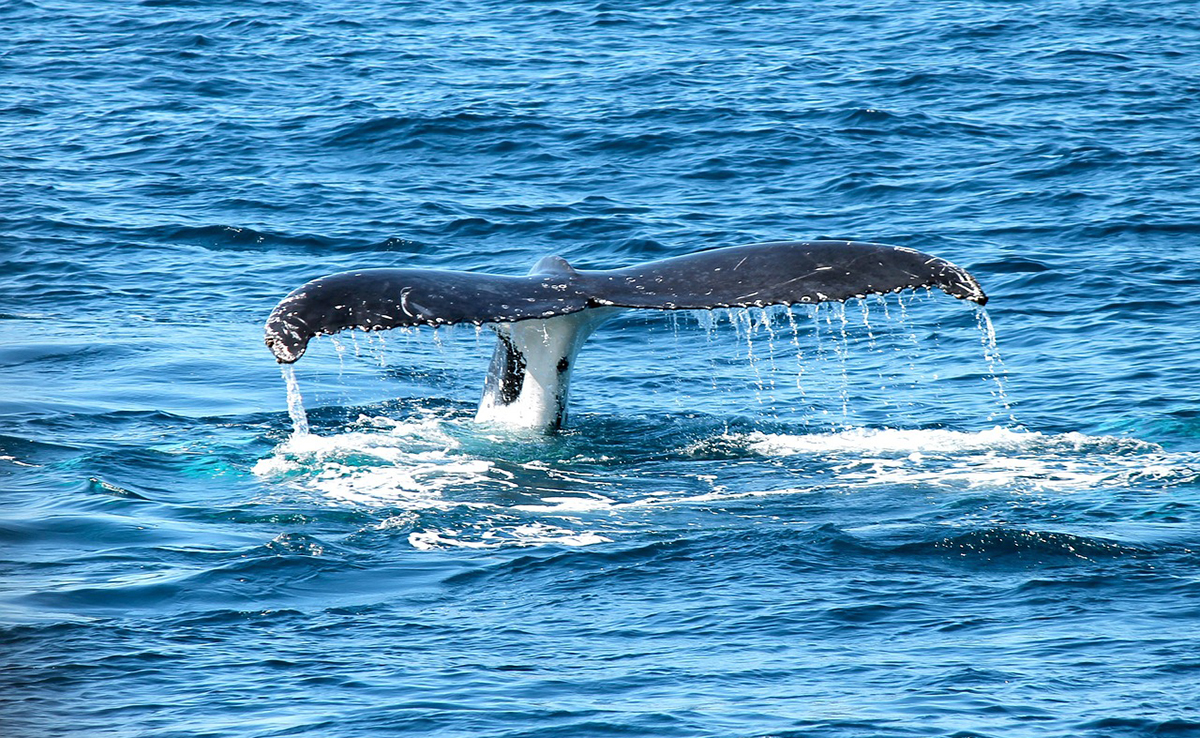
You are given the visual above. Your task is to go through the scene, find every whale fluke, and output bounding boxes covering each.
[265,240,985,364]
[263,267,590,363]
[265,240,986,432]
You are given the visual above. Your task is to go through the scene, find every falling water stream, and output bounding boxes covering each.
[281,364,310,437]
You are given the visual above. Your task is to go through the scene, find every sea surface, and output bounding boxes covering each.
[4,1,1200,736]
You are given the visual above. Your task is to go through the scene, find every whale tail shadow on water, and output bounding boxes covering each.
[264,240,987,433]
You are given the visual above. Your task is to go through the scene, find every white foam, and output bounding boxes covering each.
[255,417,1198,549]
[253,414,503,507]
[254,414,619,549]
[408,523,612,550]
[720,427,1194,494]
[512,493,617,513]
[627,485,818,506]
[740,426,1157,455]
[0,454,38,468]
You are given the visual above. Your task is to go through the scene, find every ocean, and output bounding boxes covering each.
[3,1,1200,736]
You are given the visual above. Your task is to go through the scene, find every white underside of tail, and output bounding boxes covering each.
[475,308,620,433]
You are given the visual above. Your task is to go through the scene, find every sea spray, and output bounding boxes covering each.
[281,364,310,436]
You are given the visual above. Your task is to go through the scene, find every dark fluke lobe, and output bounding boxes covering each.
[264,240,986,363]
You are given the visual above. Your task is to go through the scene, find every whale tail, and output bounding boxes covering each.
[264,240,987,432]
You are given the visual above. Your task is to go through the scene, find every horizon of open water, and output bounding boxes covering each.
[3,1,1200,736]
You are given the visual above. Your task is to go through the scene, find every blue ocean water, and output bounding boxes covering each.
[4,0,1200,735]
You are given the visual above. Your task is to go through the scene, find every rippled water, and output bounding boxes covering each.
[4,1,1200,736]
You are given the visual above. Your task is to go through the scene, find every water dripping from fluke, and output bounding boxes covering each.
[281,364,311,437]
[976,306,1015,424]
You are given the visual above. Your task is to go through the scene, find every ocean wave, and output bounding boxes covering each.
[891,527,1147,564]
[322,113,553,151]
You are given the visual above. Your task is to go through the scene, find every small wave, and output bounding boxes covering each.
[974,257,1053,274]
[826,106,988,138]
[1041,48,1134,63]
[86,477,150,500]
[893,527,1145,563]
[1013,144,1127,180]
[162,224,339,251]
[1072,219,1200,239]
[322,112,552,151]
[584,131,676,155]
[263,532,333,557]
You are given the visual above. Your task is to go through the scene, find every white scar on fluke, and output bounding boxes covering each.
[264,240,987,433]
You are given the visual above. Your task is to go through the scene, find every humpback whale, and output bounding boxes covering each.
[265,240,987,433]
